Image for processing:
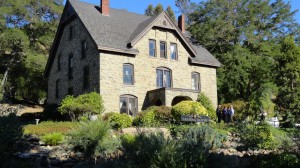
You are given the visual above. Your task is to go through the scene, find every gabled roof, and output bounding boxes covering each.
[45,0,221,77]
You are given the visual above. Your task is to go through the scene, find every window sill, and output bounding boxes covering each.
[123,84,135,87]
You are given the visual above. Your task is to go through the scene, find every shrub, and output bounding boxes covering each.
[102,112,116,121]
[23,121,78,136]
[238,122,281,149]
[110,113,133,129]
[197,92,216,120]
[0,114,23,165]
[58,92,105,121]
[41,132,64,146]
[119,125,226,167]
[153,106,172,124]
[68,121,119,159]
[133,110,157,127]
[171,101,208,121]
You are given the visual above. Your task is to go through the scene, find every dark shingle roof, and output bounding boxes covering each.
[68,0,221,67]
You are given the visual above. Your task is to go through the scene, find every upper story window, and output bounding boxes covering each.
[83,65,90,89]
[55,79,60,99]
[57,54,61,71]
[156,67,172,88]
[191,72,200,90]
[68,53,73,80]
[160,41,167,59]
[81,40,87,59]
[149,39,156,57]
[170,43,178,60]
[120,95,138,116]
[123,64,134,85]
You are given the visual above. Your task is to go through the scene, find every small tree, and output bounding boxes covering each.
[58,92,105,121]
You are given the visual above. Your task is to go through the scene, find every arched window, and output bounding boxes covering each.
[156,67,172,88]
[123,64,134,85]
[191,72,200,90]
[120,95,138,116]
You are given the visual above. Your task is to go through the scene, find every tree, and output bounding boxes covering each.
[274,36,300,121]
[0,0,63,102]
[145,4,176,22]
[154,4,164,15]
[145,4,154,16]
[166,6,176,22]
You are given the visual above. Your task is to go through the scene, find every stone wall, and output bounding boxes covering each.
[100,28,218,113]
[47,17,100,104]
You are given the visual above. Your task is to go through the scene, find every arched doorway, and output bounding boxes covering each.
[171,96,192,106]
[155,99,163,106]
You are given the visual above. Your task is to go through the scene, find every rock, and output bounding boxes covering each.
[223,149,230,155]
[30,149,38,154]
[18,153,31,159]
[46,145,52,150]
[228,148,237,153]
[237,152,244,157]
[39,141,46,146]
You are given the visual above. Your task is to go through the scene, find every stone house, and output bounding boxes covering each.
[44,0,221,116]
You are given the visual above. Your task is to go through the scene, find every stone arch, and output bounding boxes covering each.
[171,96,192,106]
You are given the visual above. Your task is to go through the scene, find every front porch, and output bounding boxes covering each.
[143,87,200,109]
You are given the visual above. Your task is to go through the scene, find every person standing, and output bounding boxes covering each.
[216,105,222,123]
[222,107,227,123]
[230,105,234,122]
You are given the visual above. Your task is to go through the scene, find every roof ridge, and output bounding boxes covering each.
[70,0,151,18]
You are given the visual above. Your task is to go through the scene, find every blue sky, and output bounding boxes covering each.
[80,0,300,23]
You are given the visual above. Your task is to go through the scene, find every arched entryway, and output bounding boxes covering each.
[171,96,192,106]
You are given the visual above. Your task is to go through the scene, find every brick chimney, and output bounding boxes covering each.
[101,0,109,16]
[178,15,185,33]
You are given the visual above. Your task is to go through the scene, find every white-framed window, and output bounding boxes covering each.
[149,39,156,57]
[156,67,172,88]
[123,64,134,85]
[170,43,177,60]
[120,95,138,116]
[191,72,200,90]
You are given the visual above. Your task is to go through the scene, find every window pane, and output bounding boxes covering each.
[164,70,171,88]
[149,40,155,57]
[129,98,137,116]
[120,98,127,114]
[192,73,199,90]
[156,69,163,87]
[160,42,166,58]
[123,65,133,85]
[171,44,177,60]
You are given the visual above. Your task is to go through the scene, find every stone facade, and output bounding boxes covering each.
[47,17,218,113]
[99,28,218,113]
[47,18,100,104]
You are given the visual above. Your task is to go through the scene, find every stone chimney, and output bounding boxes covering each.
[101,0,109,16]
[178,15,185,33]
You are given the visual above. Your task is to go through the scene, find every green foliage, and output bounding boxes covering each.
[237,122,294,150]
[171,101,208,121]
[145,4,154,16]
[58,92,105,121]
[68,121,119,159]
[0,114,23,166]
[0,0,63,102]
[166,6,176,22]
[23,121,78,136]
[252,152,300,168]
[154,3,164,15]
[119,125,226,167]
[275,36,300,125]
[41,132,64,146]
[152,106,172,124]
[133,110,157,127]
[109,113,133,129]
[197,92,216,120]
